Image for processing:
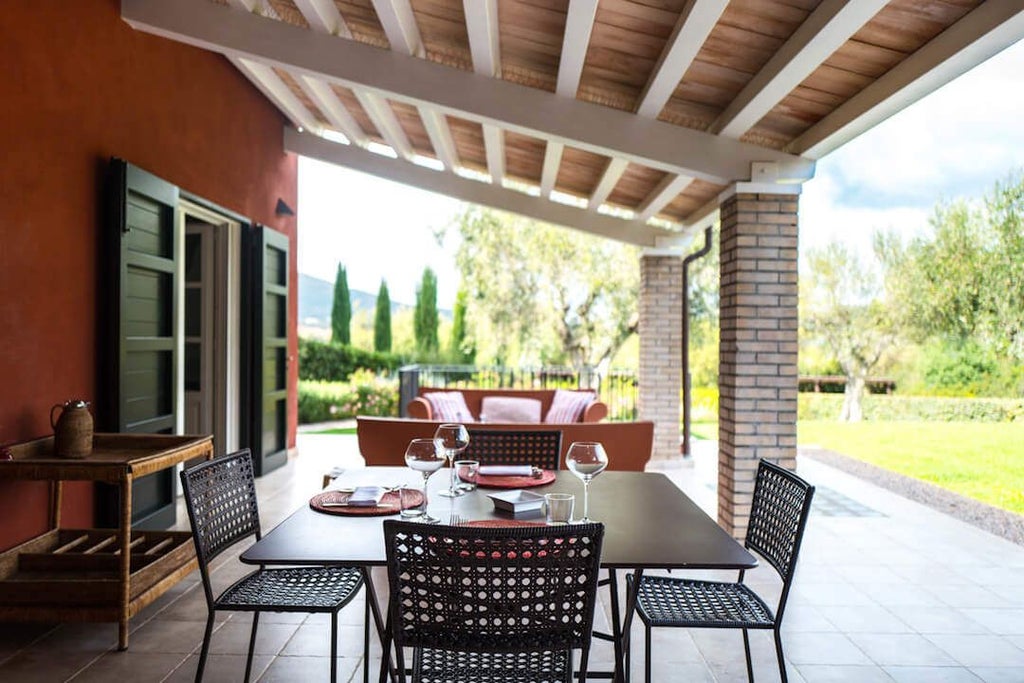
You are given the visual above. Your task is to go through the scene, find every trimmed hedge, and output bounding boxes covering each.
[299,338,405,382]
[798,394,1022,422]
[298,373,399,424]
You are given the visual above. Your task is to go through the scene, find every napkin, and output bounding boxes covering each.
[479,465,534,476]
[345,486,387,506]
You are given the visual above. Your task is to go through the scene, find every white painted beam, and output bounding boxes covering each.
[121,0,815,183]
[636,173,694,222]
[370,0,423,57]
[636,0,727,119]
[588,158,628,212]
[230,57,321,133]
[420,109,460,171]
[463,0,500,77]
[482,124,505,184]
[286,129,668,246]
[787,2,1024,158]
[557,0,599,97]
[710,0,887,138]
[299,76,367,146]
[292,0,352,38]
[540,142,565,198]
[354,90,415,160]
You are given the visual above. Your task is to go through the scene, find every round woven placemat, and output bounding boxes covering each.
[309,489,423,516]
[465,519,546,527]
[475,469,556,489]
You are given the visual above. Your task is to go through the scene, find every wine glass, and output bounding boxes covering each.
[434,423,470,498]
[565,441,608,522]
[404,438,445,523]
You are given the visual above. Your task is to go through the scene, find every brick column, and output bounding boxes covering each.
[718,187,800,537]
[639,252,682,463]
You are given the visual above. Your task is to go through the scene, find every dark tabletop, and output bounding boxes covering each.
[242,467,756,570]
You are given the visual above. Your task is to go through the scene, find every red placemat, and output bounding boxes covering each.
[309,489,423,516]
[474,469,556,489]
[465,519,546,528]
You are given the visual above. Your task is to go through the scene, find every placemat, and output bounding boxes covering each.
[309,489,423,516]
[465,519,546,527]
[475,469,556,489]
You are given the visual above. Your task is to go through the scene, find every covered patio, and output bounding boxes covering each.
[1,439,1021,682]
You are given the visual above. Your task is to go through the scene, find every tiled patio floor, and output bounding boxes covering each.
[1,432,1021,682]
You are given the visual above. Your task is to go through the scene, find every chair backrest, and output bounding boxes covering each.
[179,449,262,591]
[745,459,815,586]
[464,429,563,471]
[383,520,604,653]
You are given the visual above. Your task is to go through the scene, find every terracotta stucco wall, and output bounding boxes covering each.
[0,0,299,551]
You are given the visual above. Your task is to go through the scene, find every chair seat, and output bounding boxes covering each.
[413,647,571,683]
[217,566,362,612]
[631,576,776,629]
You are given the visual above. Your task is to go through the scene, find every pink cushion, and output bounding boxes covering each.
[544,390,594,423]
[422,392,475,422]
[480,396,542,423]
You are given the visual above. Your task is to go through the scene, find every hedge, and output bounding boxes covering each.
[299,338,406,382]
[298,374,399,424]
[798,394,1022,422]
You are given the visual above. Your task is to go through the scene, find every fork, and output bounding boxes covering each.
[449,513,468,526]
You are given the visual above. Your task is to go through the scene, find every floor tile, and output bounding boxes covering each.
[960,609,1024,635]
[883,665,985,682]
[69,651,186,683]
[888,606,991,635]
[818,605,913,634]
[971,667,1024,683]
[163,653,273,682]
[849,633,957,666]
[797,664,896,682]
[207,621,300,656]
[782,632,873,666]
[926,634,1024,667]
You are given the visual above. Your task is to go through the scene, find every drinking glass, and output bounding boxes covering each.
[404,438,444,523]
[565,441,608,522]
[434,423,470,498]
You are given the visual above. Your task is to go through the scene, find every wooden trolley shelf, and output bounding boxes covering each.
[0,528,196,616]
[0,433,213,649]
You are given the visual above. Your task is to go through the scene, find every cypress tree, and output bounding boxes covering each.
[414,267,439,353]
[449,288,473,363]
[374,279,392,353]
[331,263,351,345]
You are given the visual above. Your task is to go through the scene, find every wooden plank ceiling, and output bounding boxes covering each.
[123,0,1022,247]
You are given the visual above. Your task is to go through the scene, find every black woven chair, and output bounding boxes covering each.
[627,459,814,683]
[381,520,604,683]
[179,450,366,683]
[464,429,563,471]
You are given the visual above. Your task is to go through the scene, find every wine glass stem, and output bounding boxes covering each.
[448,453,457,493]
[583,480,590,521]
[422,473,430,513]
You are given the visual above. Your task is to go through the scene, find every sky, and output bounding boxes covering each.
[298,39,1024,307]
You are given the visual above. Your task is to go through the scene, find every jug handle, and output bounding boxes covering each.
[50,403,63,430]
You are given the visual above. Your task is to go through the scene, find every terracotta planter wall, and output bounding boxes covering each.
[0,0,299,550]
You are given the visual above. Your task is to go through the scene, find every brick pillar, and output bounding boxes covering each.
[639,252,682,463]
[718,188,800,538]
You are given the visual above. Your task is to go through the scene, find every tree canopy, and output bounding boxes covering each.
[330,263,351,345]
[447,207,639,368]
[448,288,474,364]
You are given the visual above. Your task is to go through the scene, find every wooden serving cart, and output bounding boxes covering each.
[0,433,213,649]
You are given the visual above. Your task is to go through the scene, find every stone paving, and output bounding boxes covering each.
[1,430,1021,682]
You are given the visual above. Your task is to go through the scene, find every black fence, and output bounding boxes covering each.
[399,365,639,422]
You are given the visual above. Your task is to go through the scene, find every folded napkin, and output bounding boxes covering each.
[479,465,534,476]
[344,486,387,506]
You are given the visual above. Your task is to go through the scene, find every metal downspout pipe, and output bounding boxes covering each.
[681,226,713,457]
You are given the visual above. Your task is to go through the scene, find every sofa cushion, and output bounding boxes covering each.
[480,396,543,423]
[422,391,475,422]
[544,389,594,423]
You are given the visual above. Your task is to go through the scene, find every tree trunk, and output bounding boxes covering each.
[840,375,866,422]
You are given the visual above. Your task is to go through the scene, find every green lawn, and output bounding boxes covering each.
[798,421,1024,514]
[305,426,357,435]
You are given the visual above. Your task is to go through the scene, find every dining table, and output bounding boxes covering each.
[240,466,757,682]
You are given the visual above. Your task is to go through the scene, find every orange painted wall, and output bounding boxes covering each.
[0,0,299,551]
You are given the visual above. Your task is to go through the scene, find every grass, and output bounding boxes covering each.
[692,419,1024,514]
[799,421,1024,514]
[305,426,357,435]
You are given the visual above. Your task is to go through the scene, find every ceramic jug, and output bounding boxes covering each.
[50,399,93,458]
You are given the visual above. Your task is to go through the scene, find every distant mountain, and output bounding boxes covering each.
[299,273,448,329]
